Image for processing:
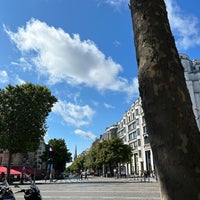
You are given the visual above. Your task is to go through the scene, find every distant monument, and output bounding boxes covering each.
[74,145,77,161]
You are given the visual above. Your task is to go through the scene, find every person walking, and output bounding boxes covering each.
[85,170,88,180]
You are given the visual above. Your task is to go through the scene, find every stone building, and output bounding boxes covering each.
[116,54,200,176]
[180,53,200,129]
[117,98,154,176]
[0,139,46,171]
[100,124,118,141]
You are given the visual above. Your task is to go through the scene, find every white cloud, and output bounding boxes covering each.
[15,75,26,85]
[103,0,128,9]
[91,100,99,107]
[104,102,115,109]
[5,18,138,97]
[0,70,9,83]
[113,40,121,47]
[165,0,200,50]
[0,70,26,86]
[123,77,138,102]
[11,57,32,71]
[52,100,95,127]
[74,129,97,141]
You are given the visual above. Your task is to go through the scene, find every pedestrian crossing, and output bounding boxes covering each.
[13,180,160,200]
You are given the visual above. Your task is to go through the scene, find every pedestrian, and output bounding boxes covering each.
[144,170,147,182]
[85,170,88,180]
[80,170,83,180]
[113,169,117,178]
[1,172,6,182]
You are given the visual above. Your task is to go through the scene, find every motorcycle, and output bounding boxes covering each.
[0,178,16,200]
[15,177,42,200]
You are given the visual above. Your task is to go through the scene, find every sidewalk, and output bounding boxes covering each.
[38,176,158,184]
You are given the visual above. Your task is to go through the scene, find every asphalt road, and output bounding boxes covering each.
[12,181,161,200]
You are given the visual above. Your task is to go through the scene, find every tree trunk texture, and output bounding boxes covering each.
[129,0,200,199]
[7,151,12,183]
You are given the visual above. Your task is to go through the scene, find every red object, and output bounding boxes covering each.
[12,166,43,175]
[0,166,21,175]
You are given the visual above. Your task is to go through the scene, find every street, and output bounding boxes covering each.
[13,179,161,200]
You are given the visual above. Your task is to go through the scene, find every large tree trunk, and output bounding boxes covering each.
[129,0,200,199]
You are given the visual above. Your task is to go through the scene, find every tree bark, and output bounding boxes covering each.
[129,0,200,199]
[7,151,12,183]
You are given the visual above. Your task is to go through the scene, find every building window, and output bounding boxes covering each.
[144,136,150,144]
[136,118,139,126]
[133,141,138,147]
[136,108,139,116]
[143,126,147,134]
[133,131,137,139]
[122,137,126,143]
[129,141,137,148]
[138,150,141,157]
[136,129,140,136]
[142,116,145,124]
[129,133,133,141]
[138,139,141,146]
[128,121,136,131]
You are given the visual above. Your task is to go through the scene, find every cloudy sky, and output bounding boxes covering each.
[0,0,200,157]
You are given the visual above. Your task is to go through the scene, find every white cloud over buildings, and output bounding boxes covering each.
[5,19,138,99]
[52,100,95,127]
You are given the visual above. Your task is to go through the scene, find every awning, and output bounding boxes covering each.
[0,166,21,175]
[12,166,43,175]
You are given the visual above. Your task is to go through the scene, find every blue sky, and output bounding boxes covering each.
[0,0,200,158]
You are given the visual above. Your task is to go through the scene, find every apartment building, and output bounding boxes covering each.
[0,139,46,171]
[116,54,200,176]
[100,124,118,141]
[180,53,200,129]
[117,98,154,176]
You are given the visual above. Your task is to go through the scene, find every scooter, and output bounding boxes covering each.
[15,177,42,200]
[0,179,16,200]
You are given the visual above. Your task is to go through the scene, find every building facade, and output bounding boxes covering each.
[180,53,200,129]
[117,98,154,176]
[0,139,46,171]
[116,54,200,176]
[100,124,118,141]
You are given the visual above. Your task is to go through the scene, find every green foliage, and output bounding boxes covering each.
[69,138,132,174]
[94,138,132,165]
[0,83,57,153]
[48,138,72,173]
[69,155,86,172]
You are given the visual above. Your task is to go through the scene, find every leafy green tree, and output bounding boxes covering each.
[0,83,57,181]
[69,155,86,173]
[96,138,132,176]
[129,0,200,199]
[107,138,132,164]
[85,145,99,170]
[86,138,132,176]
[48,138,72,176]
[69,138,132,176]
